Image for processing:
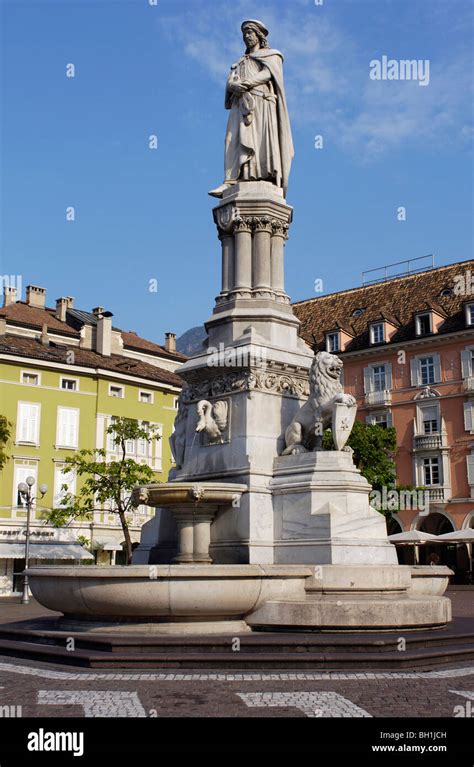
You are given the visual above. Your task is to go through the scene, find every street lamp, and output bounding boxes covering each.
[17,477,47,605]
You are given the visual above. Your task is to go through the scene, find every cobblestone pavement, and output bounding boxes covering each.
[0,588,472,719]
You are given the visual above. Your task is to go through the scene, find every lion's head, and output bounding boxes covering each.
[310,351,344,401]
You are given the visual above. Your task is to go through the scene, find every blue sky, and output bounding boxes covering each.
[1,0,473,344]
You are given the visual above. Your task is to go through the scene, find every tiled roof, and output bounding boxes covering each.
[0,335,183,387]
[0,302,187,363]
[0,303,79,337]
[121,331,187,362]
[293,260,474,353]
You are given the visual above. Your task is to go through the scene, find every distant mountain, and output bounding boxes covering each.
[176,325,207,356]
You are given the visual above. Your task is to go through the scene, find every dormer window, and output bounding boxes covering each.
[465,303,474,327]
[416,312,432,336]
[326,332,340,353]
[370,322,385,345]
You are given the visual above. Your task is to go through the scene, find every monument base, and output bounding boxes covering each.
[271,451,398,565]
[246,565,451,631]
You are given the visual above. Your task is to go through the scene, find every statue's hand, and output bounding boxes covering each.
[229,81,247,93]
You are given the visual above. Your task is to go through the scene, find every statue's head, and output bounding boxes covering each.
[313,351,344,383]
[241,19,269,51]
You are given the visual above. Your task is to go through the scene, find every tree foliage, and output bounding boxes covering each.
[323,421,397,493]
[43,417,160,564]
[0,415,12,471]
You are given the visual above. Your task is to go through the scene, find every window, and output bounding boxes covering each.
[21,372,39,386]
[107,417,118,452]
[419,356,435,385]
[423,457,440,485]
[372,365,386,392]
[56,407,79,448]
[421,405,439,434]
[109,385,124,398]
[13,464,38,508]
[16,402,40,444]
[466,303,474,326]
[460,348,474,379]
[411,354,441,387]
[364,363,392,394]
[53,465,76,507]
[173,397,179,409]
[464,402,474,432]
[61,377,78,391]
[374,413,389,429]
[326,332,340,353]
[416,313,432,336]
[139,390,153,404]
[370,323,384,345]
[352,308,366,318]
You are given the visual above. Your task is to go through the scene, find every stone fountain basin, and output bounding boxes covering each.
[26,564,313,621]
[133,481,248,508]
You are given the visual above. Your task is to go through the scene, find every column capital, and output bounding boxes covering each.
[271,219,290,239]
[233,216,254,234]
[253,215,273,234]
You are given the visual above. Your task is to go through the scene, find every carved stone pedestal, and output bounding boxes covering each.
[271,451,399,565]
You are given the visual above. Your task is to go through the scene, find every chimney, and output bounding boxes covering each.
[55,296,74,322]
[26,285,46,309]
[41,323,49,346]
[93,306,105,317]
[165,332,177,353]
[3,285,17,307]
[96,311,113,356]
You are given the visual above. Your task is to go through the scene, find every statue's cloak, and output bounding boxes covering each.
[225,48,294,195]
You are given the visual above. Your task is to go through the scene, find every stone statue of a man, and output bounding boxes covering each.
[209,20,294,199]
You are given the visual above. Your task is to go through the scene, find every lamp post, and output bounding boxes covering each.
[17,477,47,605]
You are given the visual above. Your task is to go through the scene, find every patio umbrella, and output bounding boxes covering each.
[437,529,474,577]
[388,530,439,564]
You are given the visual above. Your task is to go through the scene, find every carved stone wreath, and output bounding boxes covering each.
[186,370,309,401]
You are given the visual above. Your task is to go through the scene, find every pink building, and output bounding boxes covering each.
[294,260,474,577]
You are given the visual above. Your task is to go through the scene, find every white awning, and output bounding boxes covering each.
[0,543,94,560]
[436,529,474,543]
[388,530,439,544]
[92,539,123,552]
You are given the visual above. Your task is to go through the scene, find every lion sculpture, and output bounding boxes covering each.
[282,351,356,455]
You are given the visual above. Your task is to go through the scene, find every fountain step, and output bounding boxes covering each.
[0,619,473,669]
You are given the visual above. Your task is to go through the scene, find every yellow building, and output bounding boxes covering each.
[0,284,184,595]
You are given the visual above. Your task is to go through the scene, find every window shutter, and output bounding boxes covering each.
[17,403,39,443]
[386,411,393,427]
[410,358,419,386]
[385,363,393,390]
[467,455,474,486]
[154,425,163,470]
[464,402,473,431]
[58,408,78,447]
[363,367,372,394]
[433,354,441,383]
[461,350,472,379]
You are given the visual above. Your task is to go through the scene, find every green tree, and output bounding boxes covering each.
[323,421,397,495]
[0,415,12,471]
[44,417,160,564]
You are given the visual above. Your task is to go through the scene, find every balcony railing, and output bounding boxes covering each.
[427,487,448,502]
[365,389,392,408]
[413,433,443,451]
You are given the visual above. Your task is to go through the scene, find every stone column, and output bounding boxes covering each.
[219,232,234,294]
[252,216,272,292]
[193,513,215,564]
[173,512,195,563]
[232,217,253,292]
[271,221,289,295]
